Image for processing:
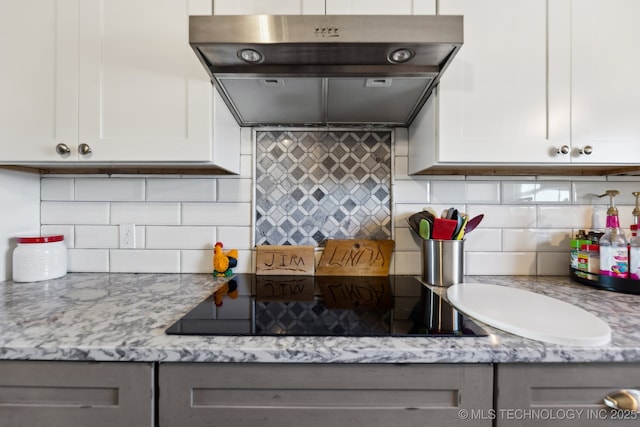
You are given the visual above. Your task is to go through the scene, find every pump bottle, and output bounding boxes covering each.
[629,192,640,280]
[599,190,628,278]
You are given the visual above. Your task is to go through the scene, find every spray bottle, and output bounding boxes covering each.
[599,190,628,278]
[629,192,640,280]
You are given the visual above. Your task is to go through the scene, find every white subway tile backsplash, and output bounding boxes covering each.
[463,229,502,252]
[182,202,251,226]
[41,178,74,201]
[75,225,118,248]
[40,225,75,248]
[180,249,212,273]
[502,229,540,251]
[466,252,536,275]
[111,202,180,225]
[393,128,409,156]
[41,202,110,225]
[537,205,595,229]
[67,249,109,272]
[431,181,501,204]
[573,181,640,204]
[217,179,252,202]
[537,252,570,275]
[393,250,422,275]
[468,205,536,228]
[502,181,571,204]
[217,226,252,250]
[110,250,180,273]
[146,179,216,202]
[394,156,409,179]
[75,178,145,201]
[394,227,421,251]
[146,226,215,249]
[393,180,429,204]
[534,229,572,251]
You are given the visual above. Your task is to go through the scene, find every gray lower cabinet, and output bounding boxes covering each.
[0,361,154,427]
[496,363,640,426]
[159,363,493,427]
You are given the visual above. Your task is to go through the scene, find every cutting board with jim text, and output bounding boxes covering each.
[316,239,394,276]
[256,245,315,275]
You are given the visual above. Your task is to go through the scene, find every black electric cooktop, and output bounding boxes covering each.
[165,275,488,338]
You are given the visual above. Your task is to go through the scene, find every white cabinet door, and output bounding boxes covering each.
[571,0,640,164]
[326,0,435,14]
[213,0,325,15]
[78,0,227,163]
[434,0,571,165]
[0,0,79,162]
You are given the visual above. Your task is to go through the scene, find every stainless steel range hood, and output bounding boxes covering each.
[189,15,463,127]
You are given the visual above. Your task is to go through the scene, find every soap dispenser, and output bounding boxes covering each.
[629,192,640,280]
[599,190,628,278]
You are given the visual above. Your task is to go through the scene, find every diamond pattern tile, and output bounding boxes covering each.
[256,130,392,246]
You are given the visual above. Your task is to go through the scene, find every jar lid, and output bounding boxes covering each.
[17,235,64,244]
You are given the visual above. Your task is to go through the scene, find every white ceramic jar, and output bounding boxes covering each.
[12,235,67,282]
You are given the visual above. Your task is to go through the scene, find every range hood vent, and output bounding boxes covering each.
[189,15,463,127]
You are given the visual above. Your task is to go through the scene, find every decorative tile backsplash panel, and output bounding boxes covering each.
[255,130,392,246]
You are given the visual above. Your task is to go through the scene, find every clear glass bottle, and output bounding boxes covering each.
[599,190,628,278]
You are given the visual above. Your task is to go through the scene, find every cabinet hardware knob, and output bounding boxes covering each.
[556,145,570,155]
[580,145,593,155]
[78,143,92,155]
[604,389,640,412]
[55,143,71,155]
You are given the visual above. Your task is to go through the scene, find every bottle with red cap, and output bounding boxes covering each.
[12,235,67,282]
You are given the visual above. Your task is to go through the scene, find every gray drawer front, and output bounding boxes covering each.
[160,363,492,427]
[496,363,640,427]
[0,361,153,427]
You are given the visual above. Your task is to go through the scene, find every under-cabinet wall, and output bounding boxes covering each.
[35,129,640,275]
[0,169,40,281]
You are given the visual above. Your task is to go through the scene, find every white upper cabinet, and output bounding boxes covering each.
[213,0,325,15]
[570,0,640,164]
[326,0,435,14]
[0,0,78,162]
[0,0,240,171]
[409,0,640,172]
[411,0,571,171]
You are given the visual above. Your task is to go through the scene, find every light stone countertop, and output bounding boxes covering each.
[0,273,639,364]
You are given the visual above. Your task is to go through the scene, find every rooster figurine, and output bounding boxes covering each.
[212,242,238,277]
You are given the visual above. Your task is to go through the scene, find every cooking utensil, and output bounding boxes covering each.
[419,219,431,240]
[407,211,435,237]
[432,218,458,240]
[454,214,469,240]
[464,214,484,234]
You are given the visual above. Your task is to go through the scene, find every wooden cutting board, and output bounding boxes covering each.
[316,239,394,276]
[256,245,315,275]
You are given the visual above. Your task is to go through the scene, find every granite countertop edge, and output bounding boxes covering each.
[0,273,638,364]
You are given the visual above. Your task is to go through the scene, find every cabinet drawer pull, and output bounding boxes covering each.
[580,145,593,155]
[556,145,570,155]
[55,143,71,155]
[79,143,92,155]
[604,389,640,412]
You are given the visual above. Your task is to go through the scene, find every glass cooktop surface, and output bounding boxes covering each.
[165,274,488,338]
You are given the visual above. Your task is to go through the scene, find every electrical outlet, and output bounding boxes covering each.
[119,224,135,249]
